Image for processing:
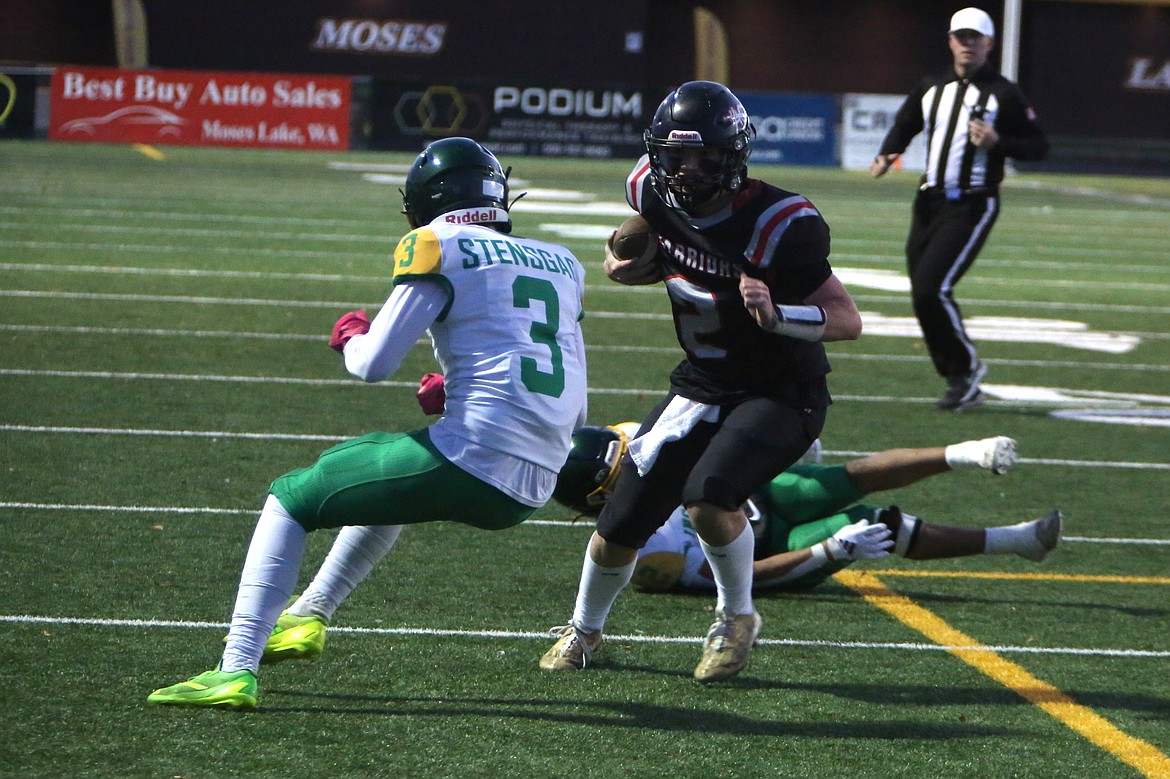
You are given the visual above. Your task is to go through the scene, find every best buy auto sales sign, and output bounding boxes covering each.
[50,67,350,150]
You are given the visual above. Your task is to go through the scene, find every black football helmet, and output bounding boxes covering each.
[644,81,755,213]
[552,424,635,516]
[401,137,511,230]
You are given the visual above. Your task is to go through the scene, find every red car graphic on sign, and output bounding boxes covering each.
[58,105,186,138]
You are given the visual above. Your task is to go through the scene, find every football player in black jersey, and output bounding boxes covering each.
[540,81,862,683]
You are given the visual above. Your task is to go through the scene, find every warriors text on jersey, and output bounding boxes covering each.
[626,155,835,405]
[392,220,588,473]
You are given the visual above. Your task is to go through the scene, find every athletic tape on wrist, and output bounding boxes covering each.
[766,304,826,341]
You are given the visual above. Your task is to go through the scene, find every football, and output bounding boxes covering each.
[611,214,660,263]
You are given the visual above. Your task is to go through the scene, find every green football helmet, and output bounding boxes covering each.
[553,424,636,516]
[401,137,511,230]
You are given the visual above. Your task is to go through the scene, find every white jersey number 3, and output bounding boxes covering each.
[513,276,565,397]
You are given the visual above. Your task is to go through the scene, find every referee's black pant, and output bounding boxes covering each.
[906,189,999,380]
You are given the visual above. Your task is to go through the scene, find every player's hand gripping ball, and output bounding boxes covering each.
[606,214,663,285]
[611,214,659,262]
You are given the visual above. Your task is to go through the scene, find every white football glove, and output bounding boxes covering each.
[823,519,894,562]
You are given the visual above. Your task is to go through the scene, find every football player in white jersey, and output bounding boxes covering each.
[148,138,588,710]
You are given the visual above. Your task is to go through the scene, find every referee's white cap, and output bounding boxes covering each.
[949,7,995,37]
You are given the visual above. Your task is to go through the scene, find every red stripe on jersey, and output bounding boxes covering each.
[746,198,815,268]
[627,158,653,213]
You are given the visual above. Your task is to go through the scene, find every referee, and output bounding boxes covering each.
[871,7,1047,411]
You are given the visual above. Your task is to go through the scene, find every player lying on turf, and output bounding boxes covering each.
[244,413,1060,667]
[554,425,1061,594]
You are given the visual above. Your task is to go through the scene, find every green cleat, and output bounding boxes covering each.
[147,667,257,710]
[261,610,328,664]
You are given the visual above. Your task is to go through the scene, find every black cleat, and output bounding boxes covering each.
[936,360,988,411]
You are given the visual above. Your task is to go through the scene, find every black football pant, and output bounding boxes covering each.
[596,393,825,550]
[905,189,999,380]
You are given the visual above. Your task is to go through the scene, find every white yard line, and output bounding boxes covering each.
[1,613,1166,658]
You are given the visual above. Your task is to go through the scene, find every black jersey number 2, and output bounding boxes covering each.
[665,277,727,360]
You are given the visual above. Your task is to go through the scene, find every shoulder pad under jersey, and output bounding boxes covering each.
[393,227,443,280]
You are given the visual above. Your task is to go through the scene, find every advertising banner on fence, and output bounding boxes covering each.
[841,93,926,172]
[49,66,350,150]
[140,1,650,88]
[737,92,838,167]
[364,80,650,158]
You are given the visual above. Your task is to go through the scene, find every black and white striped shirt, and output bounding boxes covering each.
[880,64,1048,192]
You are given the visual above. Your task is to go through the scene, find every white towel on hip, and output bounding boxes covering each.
[627,395,719,476]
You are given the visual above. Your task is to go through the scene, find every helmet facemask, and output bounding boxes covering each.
[644,81,754,214]
[587,434,628,507]
[552,425,634,516]
[646,136,750,212]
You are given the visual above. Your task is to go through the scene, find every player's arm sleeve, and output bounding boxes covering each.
[625,155,653,212]
[878,80,929,155]
[768,216,833,301]
[343,280,447,382]
[758,214,861,340]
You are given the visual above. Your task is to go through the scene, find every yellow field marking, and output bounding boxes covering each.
[834,569,1170,778]
[872,569,1170,585]
[132,144,166,161]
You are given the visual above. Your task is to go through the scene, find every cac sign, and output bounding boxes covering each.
[841,93,926,172]
[49,67,350,150]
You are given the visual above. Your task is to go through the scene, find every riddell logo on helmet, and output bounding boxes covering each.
[667,130,703,141]
[443,207,503,224]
